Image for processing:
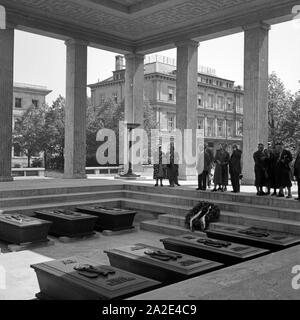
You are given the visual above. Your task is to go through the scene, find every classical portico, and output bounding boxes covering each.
[0,0,298,181]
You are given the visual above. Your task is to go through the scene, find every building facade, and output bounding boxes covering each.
[89,55,244,154]
[12,83,52,167]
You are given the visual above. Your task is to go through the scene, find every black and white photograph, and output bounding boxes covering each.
[0,0,300,313]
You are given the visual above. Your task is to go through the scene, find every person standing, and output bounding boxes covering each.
[153,146,166,187]
[197,143,213,191]
[264,142,279,196]
[212,144,230,192]
[166,143,180,187]
[275,142,293,198]
[253,143,267,196]
[229,144,242,193]
[294,142,300,201]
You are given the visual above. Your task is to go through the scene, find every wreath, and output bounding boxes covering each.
[185,201,220,232]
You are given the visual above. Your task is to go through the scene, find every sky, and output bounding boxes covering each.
[13,19,300,104]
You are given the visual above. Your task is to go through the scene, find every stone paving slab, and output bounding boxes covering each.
[130,244,300,300]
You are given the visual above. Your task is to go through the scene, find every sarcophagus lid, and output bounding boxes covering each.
[105,243,223,283]
[206,225,300,250]
[161,234,269,264]
[31,256,160,300]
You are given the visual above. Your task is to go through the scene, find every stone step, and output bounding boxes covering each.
[139,219,207,237]
[158,212,300,235]
[0,183,123,199]
[125,190,300,221]
[0,190,125,208]
[122,198,189,215]
[125,184,300,210]
[0,198,123,215]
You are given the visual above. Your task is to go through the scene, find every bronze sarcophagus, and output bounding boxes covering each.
[160,234,269,265]
[76,205,136,231]
[105,243,223,284]
[35,209,97,237]
[206,225,300,251]
[31,256,160,300]
[0,213,52,245]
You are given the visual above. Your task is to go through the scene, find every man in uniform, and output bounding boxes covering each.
[229,144,242,193]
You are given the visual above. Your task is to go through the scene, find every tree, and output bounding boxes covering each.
[13,105,46,167]
[282,92,300,154]
[268,72,293,145]
[43,95,65,169]
[86,98,124,166]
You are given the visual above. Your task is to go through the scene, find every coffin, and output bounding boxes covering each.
[35,209,97,237]
[105,243,223,284]
[31,256,160,300]
[76,205,136,231]
[206,225,300,251]
[161,234,269,265]
[0,213,52,245]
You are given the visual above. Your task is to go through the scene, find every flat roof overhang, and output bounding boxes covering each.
[0,0,298,54]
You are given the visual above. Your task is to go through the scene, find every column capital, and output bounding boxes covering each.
[124,53,144,60]
[175,39,199,48]
[65,38,89,47]
[243,22,271,32]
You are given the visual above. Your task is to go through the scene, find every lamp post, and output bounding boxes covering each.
[120,123,141,178]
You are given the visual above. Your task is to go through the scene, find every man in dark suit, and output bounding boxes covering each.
[229,144,242,193]
[294,142,300,201]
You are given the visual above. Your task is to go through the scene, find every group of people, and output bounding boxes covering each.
[153,144,180,188]
[152,141,300,201]
[254,142,300,200]
[196,143,242,193]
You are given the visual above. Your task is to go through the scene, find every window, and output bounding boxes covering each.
[167,114,175,131]
[198,93,204,107]
[217,96,224,110]
[99,94,105,104]
[207,94,214,109]
[236,95,243,114]
[32,99,39,108]
[197,118,204,130]
[227,120,233,137]
[227,98,233,111]
[168,87,175,101]
[236,119,243,136]
[206,118,214,137]
[217,119,225,137]
[13,143,22,157]
[15,98,22,109]
[112,92,118,104]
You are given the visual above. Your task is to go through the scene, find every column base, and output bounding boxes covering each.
[63,173,87,179]
[0,176,13,182]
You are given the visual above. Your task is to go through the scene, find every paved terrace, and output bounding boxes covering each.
[1,176,298,197]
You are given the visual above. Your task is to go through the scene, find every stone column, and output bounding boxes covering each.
[123,54,144,172]
[242,22,270,184]
[0,27,14,182]
[64,39,88,179]
[124,53,144,125]
[176,39,199,180]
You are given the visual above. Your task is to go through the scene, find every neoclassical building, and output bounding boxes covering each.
[12,83,52,167]
[89,55,243,153]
